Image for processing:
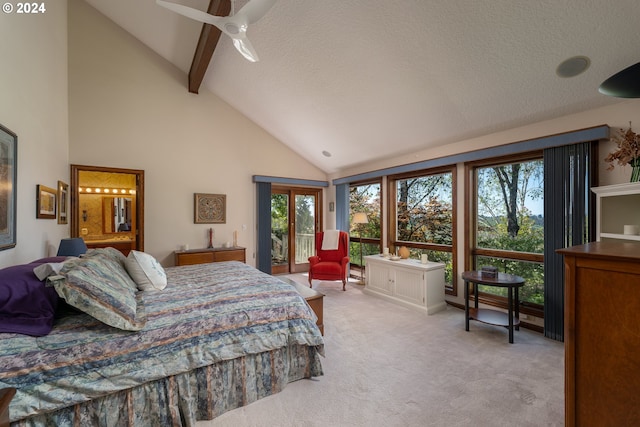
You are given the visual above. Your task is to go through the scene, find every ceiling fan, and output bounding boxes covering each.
[156,0,277,62]
[599,62,640,98]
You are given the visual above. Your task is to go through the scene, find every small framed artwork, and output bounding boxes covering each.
[36,185,57,219]
[57,181,68,224]
[194,193,226,224]
[0,124,17,250]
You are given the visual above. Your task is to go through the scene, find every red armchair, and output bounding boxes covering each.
[308,231,350,291]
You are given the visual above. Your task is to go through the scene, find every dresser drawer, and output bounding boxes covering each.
[175,252,215,266]
[175,247,246,266]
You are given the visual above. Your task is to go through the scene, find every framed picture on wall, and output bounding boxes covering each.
[57,181,68,224]
[194,193,226,224]
[36,185,57,219]
[0,124,17,250]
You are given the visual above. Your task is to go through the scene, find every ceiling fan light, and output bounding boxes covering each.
[224,22,240,35]
[599,62,640,98]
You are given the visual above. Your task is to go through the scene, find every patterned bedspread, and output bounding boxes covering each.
[0,261,324,422]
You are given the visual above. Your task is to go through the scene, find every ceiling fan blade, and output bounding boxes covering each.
[599,62,640,98]
[156,0,270,62]
[156,0,224,29]
[237,0,277,24]
[231,33,259,62]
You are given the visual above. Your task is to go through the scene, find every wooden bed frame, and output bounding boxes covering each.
[0,388,15,427]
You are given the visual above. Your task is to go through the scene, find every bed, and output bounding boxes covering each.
[0,248,324,426]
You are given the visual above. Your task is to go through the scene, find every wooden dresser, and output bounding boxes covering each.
[558,241,640,427]
[86,240,135,256]
[174,246,246,266]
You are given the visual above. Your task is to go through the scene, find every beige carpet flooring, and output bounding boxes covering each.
[198,275,564,427]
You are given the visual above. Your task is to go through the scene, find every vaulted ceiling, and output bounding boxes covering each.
[84,0,640,174]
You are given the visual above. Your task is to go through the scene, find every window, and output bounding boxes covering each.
[389,167,456,291]
[469,153,544,311]
[349,181,382,273]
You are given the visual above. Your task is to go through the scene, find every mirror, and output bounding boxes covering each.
[71,164,145,252]
[103,197,133,234]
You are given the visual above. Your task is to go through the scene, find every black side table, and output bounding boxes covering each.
[462,271,525,343]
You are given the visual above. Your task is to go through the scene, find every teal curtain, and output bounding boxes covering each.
[255,182,272,273]
[335,184,349,232]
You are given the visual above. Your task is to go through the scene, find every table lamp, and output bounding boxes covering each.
[57,238,88,257]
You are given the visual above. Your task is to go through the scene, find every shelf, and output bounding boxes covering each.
[469,308,520,328]
[600,233,640,242]
[593,182,640,243]
[592,181,640,196]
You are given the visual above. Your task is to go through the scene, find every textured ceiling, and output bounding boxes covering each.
[84,0,640,174]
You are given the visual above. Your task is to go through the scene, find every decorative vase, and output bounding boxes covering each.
[631,158,640,183]
[208,228,214,248]
[398,246,410,259]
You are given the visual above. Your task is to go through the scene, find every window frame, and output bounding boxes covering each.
[349,179,383,275]
[388,165,457,295]
[465,150,544,318]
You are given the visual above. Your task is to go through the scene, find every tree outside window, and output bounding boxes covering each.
[392,169,455,287]
[349,182,381,268]
[473,158,544,306]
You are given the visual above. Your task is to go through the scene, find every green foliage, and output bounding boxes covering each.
[295,195,315,234]
[477,256,544,305]
[477,207,543,254]
[271,194,288,240]
[350,242,381,267]
[350,184,381,238]
[475,159,545,305]
[396,173,453,245]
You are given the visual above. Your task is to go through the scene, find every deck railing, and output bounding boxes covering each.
[271,233,315,264]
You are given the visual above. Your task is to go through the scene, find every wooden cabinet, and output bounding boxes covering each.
[363,255,446,315]
[281,278,325,335]
[592,182,640,242]
[174,247,246,266]
[558,241,640,427]
[86,240,135,256]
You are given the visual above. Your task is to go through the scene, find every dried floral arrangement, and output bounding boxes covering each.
[604,122,640,170]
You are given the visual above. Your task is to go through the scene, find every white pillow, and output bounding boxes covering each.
[33,262,66,281]
[125,250,167,291]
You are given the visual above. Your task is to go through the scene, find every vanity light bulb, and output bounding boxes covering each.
[86,188,92,193]
[121,189,126,194]
[95,188,101,193]
[104,189,110,193]
[79,187,83,192]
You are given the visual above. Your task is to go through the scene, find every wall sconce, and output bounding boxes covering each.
[82,210,88,222]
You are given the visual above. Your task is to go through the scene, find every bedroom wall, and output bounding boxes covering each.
[0,2,69,268]
[67,0,326,267]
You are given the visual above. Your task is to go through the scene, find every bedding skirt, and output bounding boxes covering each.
[12,344,322,426]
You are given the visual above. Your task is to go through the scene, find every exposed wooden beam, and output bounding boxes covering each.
[188,0,231,94]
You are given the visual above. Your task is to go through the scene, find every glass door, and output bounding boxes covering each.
[270,190,290,274]
[271,187,321,274]
[293,193,316,273]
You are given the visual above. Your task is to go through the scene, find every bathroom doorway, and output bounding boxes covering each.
[70,165,144,255]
